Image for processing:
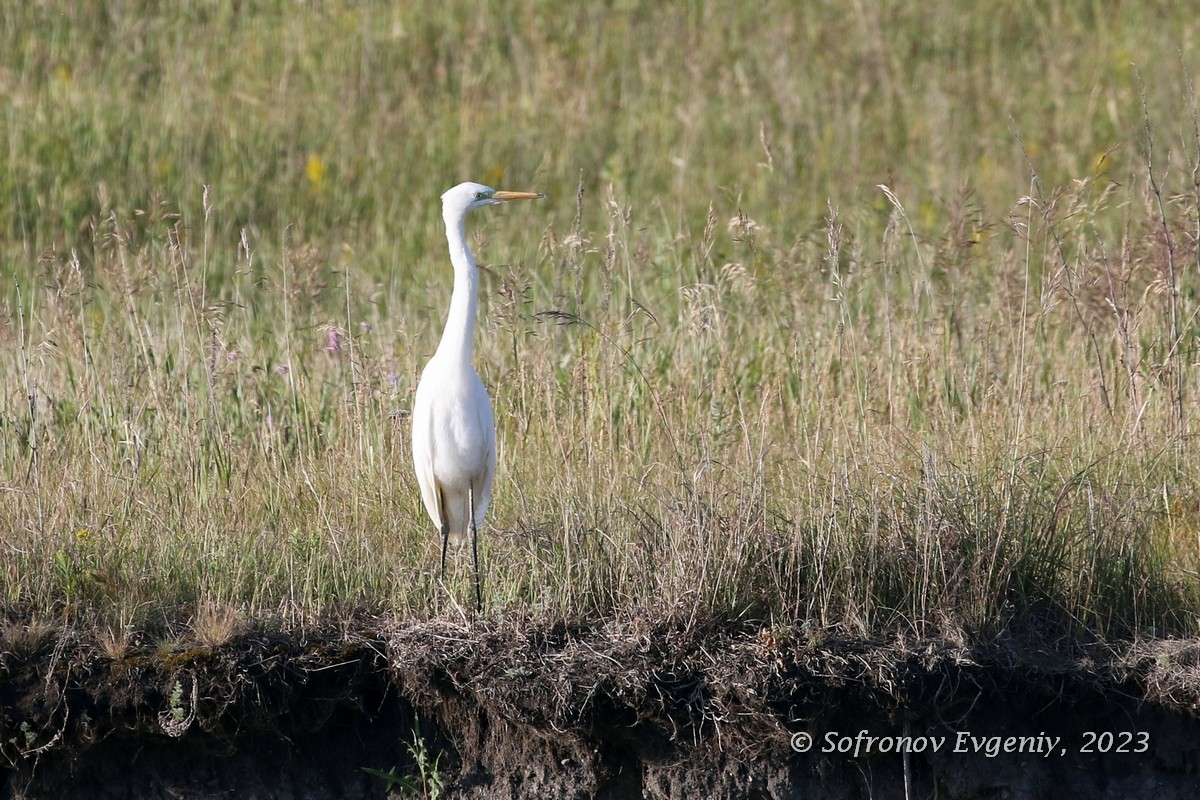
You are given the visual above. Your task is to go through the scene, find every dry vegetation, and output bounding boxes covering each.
[2,1,1200,646]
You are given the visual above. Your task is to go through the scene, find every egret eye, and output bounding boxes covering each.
[474,191,489,200]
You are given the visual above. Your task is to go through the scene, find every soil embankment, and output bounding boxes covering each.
[2,618,1199,799]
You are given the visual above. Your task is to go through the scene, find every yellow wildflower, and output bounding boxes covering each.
[305,154,327,190]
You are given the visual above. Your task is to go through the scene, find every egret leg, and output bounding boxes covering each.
[439,522,450,579]
[469,485,482,613]
[436,485,450,580]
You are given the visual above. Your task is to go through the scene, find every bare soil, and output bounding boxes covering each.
[2,616,1199,799]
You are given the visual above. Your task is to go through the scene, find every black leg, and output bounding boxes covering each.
[439,522,450,578]
[470,485,482,613]
[437,485,449,580]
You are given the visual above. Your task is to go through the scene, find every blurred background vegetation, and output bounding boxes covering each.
[4,1,1193,255]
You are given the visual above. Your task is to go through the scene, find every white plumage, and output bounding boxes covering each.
[411,181,543,610]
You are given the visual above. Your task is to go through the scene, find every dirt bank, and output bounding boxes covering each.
[2,617,1199,799]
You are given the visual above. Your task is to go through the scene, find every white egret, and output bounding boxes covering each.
[412,181,543,611]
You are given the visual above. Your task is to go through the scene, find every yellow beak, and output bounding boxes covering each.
[493,190,545,201]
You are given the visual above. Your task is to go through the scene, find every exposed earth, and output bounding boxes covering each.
[2,616,1199,799]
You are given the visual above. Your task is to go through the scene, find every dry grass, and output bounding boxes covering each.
[1,2,1199,641]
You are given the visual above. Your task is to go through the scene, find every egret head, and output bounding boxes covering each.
[442,181,544,220]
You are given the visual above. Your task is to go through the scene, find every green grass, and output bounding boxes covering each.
[2,1,1200,642]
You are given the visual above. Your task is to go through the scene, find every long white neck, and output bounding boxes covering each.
[435,208,478,366]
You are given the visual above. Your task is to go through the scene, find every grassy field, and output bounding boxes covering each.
[2,1,1200,645]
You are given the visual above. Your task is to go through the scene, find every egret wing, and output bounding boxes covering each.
[470,375,497,526]
[411,380,446,531]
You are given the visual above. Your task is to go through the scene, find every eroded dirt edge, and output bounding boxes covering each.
[3,617,1200,799]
